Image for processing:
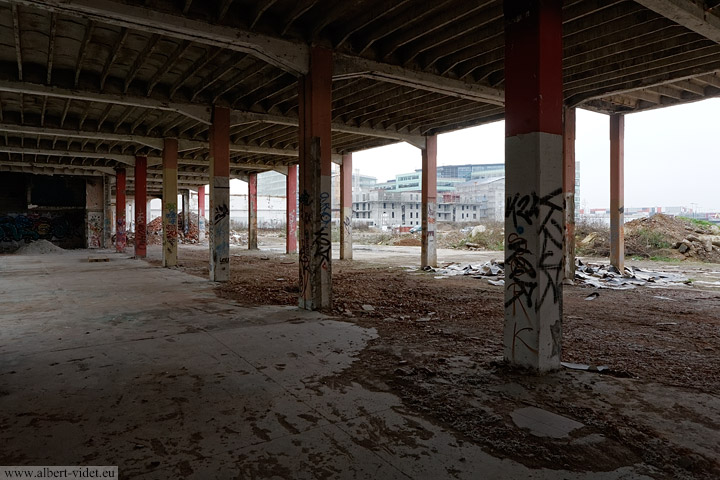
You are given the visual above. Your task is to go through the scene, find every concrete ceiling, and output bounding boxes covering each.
[0,0,719,191]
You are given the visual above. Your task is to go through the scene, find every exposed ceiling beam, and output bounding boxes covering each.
[0,145,136,165]
[333,54,505,106]
[4,0,504,107]
[0,79,212,124]
[5,0,309,75]
[0,163,111,176]
[0,79,419,147]
[634,0,720,44]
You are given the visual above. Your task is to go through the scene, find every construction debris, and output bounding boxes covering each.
[421,259,691,290]
[13,239,66,255]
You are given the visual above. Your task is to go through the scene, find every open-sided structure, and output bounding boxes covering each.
[1,0,720,370]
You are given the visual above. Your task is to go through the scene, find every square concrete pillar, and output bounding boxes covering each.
[421,136,437,269]
[298,47,333,310]
[115,167,127,253]
[209,106,231,282]
[610,114,625,272]
[198,184,206,240]
[248,172,258,250]
[162,138,178,267]
[181,189,190,237]
[103,174,113,248]
[563,108,576,282]
[503,0,564,372]
[134,156,147,258]
[340,154,353,260]
[286,165,298,254]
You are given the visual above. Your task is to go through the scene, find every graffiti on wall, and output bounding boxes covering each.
[164,202,178,256]
[504,187,564,361]
[0,212,84,248]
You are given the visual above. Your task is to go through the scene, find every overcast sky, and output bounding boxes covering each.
[352,97,720,213]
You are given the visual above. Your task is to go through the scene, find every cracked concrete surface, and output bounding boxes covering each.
[1,250,658,478]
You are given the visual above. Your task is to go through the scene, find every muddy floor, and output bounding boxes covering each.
[152,243,720,479]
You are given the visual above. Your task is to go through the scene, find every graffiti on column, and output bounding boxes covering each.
[135,211,146,251]
[313,191,332,268]
[298,189,312,299]
[343,215,352,236]
[165,202,178,255]
[87,212,103,249]
[213,203,229,225]
[116,215,127,251]
[504,187,564,360]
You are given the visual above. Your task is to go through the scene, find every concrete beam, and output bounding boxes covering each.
[0,123,163,149]
[0,145,135,165]
[6,0,309,75]
[0,79,211,125]
[334,53,505,106]
[634,0,720,44]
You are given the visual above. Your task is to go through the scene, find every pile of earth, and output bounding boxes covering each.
[13,239,66,255]
[577,214,720,262]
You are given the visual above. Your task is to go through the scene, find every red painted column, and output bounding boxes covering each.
[209,106,231,282]
[248,172,258,250]
[286,165,298,254]
[340,154,353,260]
[563,107,576,282]
[198,184,206,240]
[421,136,437,268]
[115,167,126,253]
[298,46,333,310]
[503,0,564,372]
[610,114,625,272]
[134,156,147,258]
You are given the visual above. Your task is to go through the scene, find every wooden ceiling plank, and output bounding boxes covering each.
[100,27,129,90]
[46,12,56,84]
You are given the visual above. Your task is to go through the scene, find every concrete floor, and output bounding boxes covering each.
[0,250,658,479]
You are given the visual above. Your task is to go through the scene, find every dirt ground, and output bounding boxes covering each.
[152,241,720,479]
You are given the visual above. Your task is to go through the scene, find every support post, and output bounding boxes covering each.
[298,47,333,310]
[115,167,126,253]
[503,0,564,372]
[610,114,625,273]
[248,172,258,249]
[162,138,178,267]
[198,184,206,240]
[286,165,298,254]
[134,155,147,258]
[209,106,230,281]
[421,136,438,268]
[181,189,190,237]
[563,107,576,282]
[103,174,112,248]
[340,154,353,260]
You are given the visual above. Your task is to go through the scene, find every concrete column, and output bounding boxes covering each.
[181,189,190,237]
[503,0,564,372]
[162,138,178,267]
[115,167,127,253]
[610,114,625,272]
[421,136,437,268]
[248,172,258,250]
[286,165,298,254]
[198,185,206,240]
[209,106,231,282]
[340,154,353,260]
[103,174,113,248]
[298,46,333,310]
[134,155,147,258]
[563,107,576,282]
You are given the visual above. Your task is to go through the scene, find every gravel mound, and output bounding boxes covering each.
[14,239,66,255]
